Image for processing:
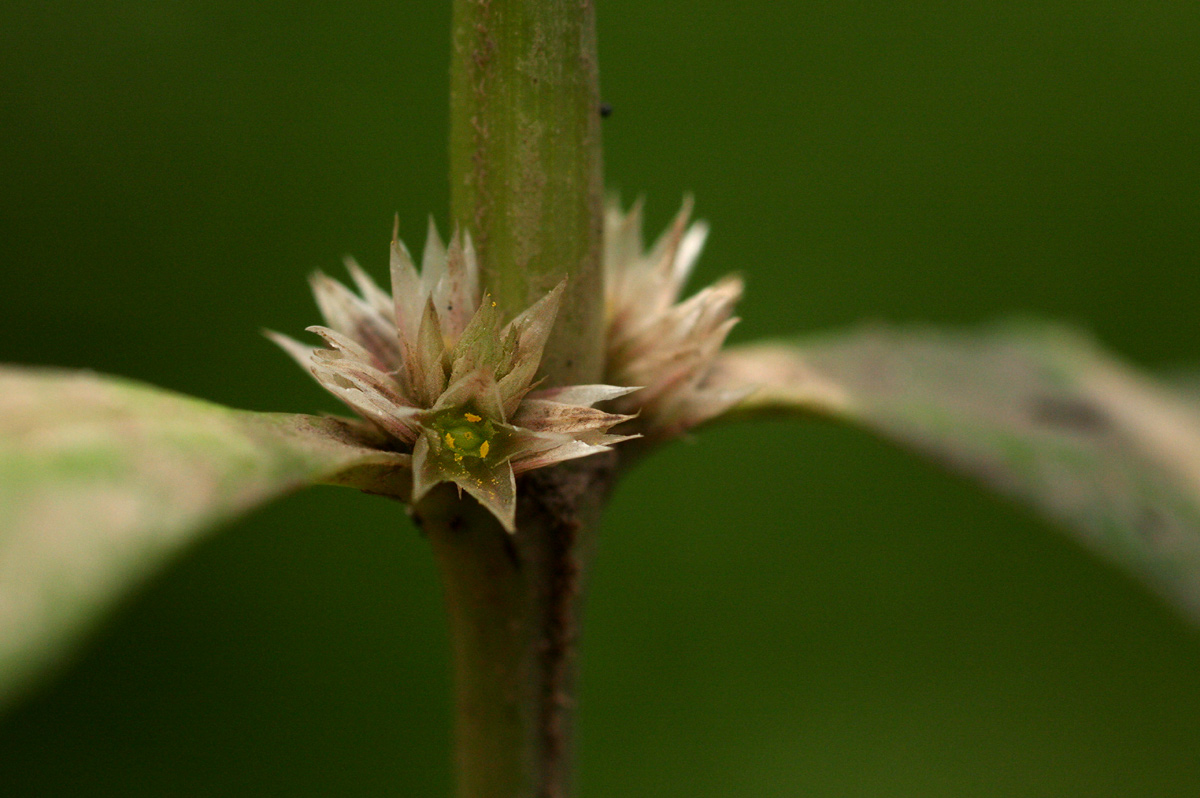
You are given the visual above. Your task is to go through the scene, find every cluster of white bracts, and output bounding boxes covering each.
[269,220,635,531]
[603,199,749,438]
[273,199,746,527]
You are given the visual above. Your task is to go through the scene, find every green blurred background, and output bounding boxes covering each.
[3,1,1200,795]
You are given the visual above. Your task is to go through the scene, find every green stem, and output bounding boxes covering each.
[450,0,605,388]
[434,2,608,797]
[420,459,613,798]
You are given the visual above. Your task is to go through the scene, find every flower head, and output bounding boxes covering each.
[270,219,636,531]
[603,198,750,438]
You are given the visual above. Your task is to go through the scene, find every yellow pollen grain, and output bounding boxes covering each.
[479,440,490,458]
[465,412,482,423]
[454,454,463,462]
[444,432,455,448]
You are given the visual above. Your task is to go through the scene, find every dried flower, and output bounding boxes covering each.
[604,198,749,438]
[270,220,636,531]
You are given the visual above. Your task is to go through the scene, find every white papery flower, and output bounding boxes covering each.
[604,198,750,439]
[269,220,636,531]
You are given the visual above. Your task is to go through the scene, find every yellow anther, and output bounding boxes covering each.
[491,301,497,307]
[435,409,494,460]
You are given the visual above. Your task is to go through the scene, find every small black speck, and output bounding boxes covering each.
[599,103,613,118]
[565,358,574,368]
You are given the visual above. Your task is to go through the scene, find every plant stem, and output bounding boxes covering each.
[433,2,608,797]
[449,0,604,388]
[420,460,613,798]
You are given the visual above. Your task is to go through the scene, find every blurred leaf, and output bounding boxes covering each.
[1168,369,1200,404]
[0,366,410,710]
[714,323,1200,624]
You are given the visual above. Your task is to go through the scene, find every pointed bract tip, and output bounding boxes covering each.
[263,329,315,370]
[425,215,442,248]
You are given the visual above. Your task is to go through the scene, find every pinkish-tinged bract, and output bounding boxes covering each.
[604,198,751,439]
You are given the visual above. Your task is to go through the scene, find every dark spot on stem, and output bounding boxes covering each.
[599,102,613,118]
[1028,394,1112,434]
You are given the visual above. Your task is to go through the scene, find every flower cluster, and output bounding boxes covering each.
[270,220,635,531]
[273,198,746,529]
[603,198,749,439]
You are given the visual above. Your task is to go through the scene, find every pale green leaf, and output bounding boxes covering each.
[714,324,1200,623]
[0,366,410,709]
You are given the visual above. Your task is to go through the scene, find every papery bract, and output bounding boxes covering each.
[604,198,750,439]
[270,220,636,531]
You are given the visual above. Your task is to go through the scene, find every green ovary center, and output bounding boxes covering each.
[435,411,495,461]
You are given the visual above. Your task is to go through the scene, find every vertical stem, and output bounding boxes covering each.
[421,460,613,798]
[436,2,608,797]
[450,0,604,388]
